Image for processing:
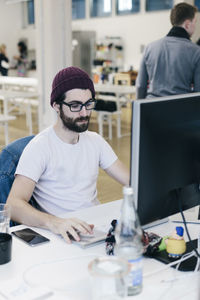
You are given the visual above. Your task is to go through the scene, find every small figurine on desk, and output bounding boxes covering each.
[165,226,186,258]
[105,219,117,255]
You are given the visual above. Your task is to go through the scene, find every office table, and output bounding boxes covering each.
[94,83,136,97]
[0,77,39,136]
[0,76,38,88]
[0,200,199,300]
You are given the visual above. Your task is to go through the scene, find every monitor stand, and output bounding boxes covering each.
[142,205,200,230]
[150,239,198,272]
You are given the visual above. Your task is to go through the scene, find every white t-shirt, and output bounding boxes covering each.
[16,127,118,216]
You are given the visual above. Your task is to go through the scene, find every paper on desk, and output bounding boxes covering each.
[0,278,53,300]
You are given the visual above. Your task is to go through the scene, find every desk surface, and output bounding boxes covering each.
[94,83,136,95]
[0,79,135,94]
[0,200,199,300]
[0,76,38,86]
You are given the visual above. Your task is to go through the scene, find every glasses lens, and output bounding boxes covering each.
[70,103,82,112]
[86,100,96,110]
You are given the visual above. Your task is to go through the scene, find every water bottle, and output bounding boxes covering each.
[115,186,143,296]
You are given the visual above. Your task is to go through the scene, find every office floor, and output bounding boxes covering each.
[0,104,132,204]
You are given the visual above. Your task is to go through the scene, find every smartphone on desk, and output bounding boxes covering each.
[12,228,50,247]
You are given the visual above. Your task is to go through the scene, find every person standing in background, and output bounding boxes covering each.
[0,44,9,76]
[136,2,200,99]
[13,41,28,77]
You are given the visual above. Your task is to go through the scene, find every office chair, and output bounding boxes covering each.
[0,135,35,225]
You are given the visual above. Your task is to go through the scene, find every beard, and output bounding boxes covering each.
[60,107,90,133]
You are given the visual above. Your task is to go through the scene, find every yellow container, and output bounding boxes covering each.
[166,238,186,257]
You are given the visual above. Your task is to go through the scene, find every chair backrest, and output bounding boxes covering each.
[94,99,117,112]
[0,135,34,205]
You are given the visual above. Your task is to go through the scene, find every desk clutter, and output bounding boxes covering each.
[105,220,199,272]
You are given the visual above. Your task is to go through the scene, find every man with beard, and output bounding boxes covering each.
[7,67,129,243]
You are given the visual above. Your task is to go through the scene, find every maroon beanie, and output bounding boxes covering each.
[50,66,95,106]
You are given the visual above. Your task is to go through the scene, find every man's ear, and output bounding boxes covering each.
[52,102,60,114]
[183,19,191,31]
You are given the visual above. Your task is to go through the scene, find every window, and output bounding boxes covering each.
[195,0,200,10]
[146,0,173,12]
[27,0,34,25]
[90,0,112,17]
[116,0,140,15]
[72,0,85,20]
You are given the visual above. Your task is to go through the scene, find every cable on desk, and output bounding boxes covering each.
[143,250,195,278]
[177,189,200,259]
[144,190,200,279]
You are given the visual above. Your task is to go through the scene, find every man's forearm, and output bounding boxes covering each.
[7,196,94,244]
[8,197,54,230]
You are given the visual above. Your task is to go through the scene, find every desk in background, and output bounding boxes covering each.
[94,83,135,139]
[0,76,37,88]
[0,77,39,139]
[0,78,135,142]
[0,200,199,300]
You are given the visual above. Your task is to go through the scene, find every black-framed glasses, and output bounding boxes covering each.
[62,99,97,112]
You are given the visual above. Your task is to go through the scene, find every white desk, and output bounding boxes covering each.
[0,76,38,88]
[1,201,199,300]
[0,77,39,136]
[94,83,136,96]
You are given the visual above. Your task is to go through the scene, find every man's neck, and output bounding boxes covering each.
[53,121,79,144]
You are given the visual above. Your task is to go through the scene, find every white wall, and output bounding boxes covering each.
[0,1,22,61]
[72,11,172,70]
[0,0,200,73]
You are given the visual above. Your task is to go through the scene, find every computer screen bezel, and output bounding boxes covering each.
[130,92,200,226]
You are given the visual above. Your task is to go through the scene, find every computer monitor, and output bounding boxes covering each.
[130,93,200,226]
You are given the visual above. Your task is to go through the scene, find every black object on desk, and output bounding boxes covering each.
[151,239,198,271]
[0,233,12,264]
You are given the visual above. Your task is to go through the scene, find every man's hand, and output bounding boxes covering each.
[7,175,94,244]
[47,216,94,243]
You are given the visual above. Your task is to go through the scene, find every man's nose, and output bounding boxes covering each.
[79,106,88,116]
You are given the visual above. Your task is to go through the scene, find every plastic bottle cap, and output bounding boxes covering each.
[123,186,134,195]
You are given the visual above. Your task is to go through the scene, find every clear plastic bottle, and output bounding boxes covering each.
[115,186,143,296]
